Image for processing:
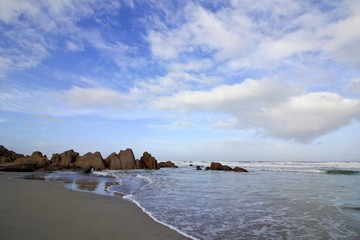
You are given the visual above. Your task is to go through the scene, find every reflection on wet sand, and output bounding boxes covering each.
[43,171,119,196]
[75,180,99,191]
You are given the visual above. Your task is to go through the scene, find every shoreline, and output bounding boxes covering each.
[0,172,190,240]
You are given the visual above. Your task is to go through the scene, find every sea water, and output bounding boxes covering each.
[60,162,360,239]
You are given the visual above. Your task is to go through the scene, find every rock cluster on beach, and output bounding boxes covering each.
[0,145,160,172]
[0,145,247,173]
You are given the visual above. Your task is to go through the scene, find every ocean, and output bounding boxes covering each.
[46,161,360,240]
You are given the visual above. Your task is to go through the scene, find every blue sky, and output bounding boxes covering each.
[1,0,360,161]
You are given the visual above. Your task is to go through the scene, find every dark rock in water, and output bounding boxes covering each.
[210,162,223,170]
[189,164,193,167]
[196,166,202,170]
[233,167,248,172]
[158,161,177,168]
[140,152,159,169]
[205,167,211,170]
[221,165,233,171]
[0,145,25,163]
[75,152,105,171]
[207,162,248,173]
[118,148,136,170]
[0,162,36,172]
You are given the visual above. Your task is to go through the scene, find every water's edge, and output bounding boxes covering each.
[21,171,196,240]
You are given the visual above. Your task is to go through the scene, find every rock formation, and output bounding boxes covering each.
[118,149,136,170]
[135,159,144,169]
[0,145,25,163]
[221,165,233,171]
[74,152,105,171]
[0,162,36,172]
[233,167,248,172]
[207,162,247,173]
[105,152,122,170]
[50,149,79,169]
[0,146,249,174]
[210,162,223,170]
[140,152,159,169]
[0,145,186,172]
[99,149,159,170]
[14,151,49,169]
[158,161,177,168]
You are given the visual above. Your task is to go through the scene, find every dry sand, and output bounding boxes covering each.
[0,172,189,240]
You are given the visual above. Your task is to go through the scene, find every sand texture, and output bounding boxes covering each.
[0,172,189,240]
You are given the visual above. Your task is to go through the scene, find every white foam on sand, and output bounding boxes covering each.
[92,170,197,240]
[124,194,198,240]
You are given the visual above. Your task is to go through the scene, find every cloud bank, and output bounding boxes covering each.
[0,0,359,147]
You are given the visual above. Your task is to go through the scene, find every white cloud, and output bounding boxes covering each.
[147,31,180,60]
[150,120,194,130]
[169,59,214,72]
[346,78,360,94]
[147,3,255,61]
[154,79,360,142]
[146,0,360,75]
[323,12,360,68]
[0,85,134,118]
[62,86,129,109]
[66,41,84,52]
[0,0,124,78]
[260,92,360,141]
[154,79,302,112]
[0,0,38,23]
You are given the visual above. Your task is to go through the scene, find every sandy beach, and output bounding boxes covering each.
[0,172,189,240]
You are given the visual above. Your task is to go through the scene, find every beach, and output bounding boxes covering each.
[0,172,188,240]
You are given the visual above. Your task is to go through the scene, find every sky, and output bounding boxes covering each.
[0,0,360,162]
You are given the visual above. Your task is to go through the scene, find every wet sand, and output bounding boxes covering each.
[0,172,189,240]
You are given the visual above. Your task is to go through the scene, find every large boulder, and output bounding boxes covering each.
[0,162,36,172]
[50,153,61,165]
[233,167,248,172]
[210,162,223,170]
[75,152,105,171]
[29,151,49,169]
[14,151,49,169]
[140,152,159,169]
[118,149,136,170]
[221,165,233,171]
[50,149,79,169]
[158,161,177,168]
[60,150,79,168]
[135,159,144,169]
[0,145,25,163]
[105,152,122,170]
[207,162,248,173]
